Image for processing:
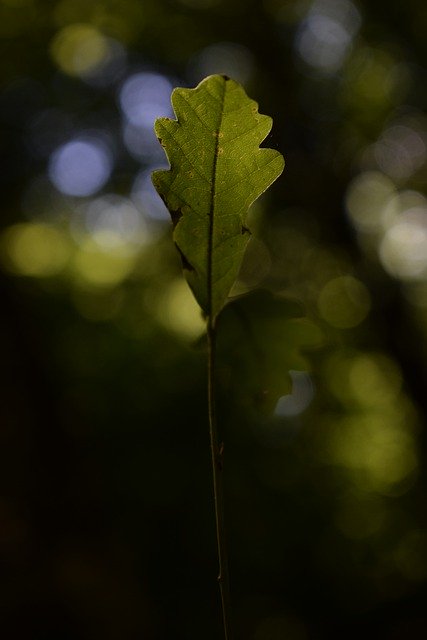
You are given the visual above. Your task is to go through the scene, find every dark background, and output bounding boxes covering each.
[2,0,427,638]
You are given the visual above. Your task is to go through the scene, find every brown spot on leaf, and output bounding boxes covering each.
[241,225,251,235]
[175,243,195,272]
[170,207,183,228]
[158,192,167,206]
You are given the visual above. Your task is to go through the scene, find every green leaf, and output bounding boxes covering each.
[152,75,285,320]
[217,290,323,414]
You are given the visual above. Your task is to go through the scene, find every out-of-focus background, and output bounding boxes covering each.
[1,0,427,638]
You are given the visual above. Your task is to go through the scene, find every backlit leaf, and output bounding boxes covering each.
[152,75,284,320]
[217,290,323,414]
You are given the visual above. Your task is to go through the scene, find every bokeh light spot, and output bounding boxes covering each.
[122,121,165,163]
[48,137,113,197]
[72,239,137,288]
[275,371,315,417]
[342,47,408,114]
[324,349,418,494]
[131,168,170,223]
[85,194,149,250]
[331,414,417,492]
[158,279,205,340]
[345,171,396,234]
[375,124,426,182]
[53,0,146,44]
[119,72,173,128]
[1,223,71,277]
[295,0,361,74]
[318,275,370,328]
[50,24,109,77]
[380,203,427,280]
[348,354,402,407]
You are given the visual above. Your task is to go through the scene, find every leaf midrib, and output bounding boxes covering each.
[207,78,227,319]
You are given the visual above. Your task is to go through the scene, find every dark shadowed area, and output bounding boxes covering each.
[1,0,427,638]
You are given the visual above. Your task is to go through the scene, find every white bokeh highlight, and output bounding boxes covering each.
[48,137,113,197]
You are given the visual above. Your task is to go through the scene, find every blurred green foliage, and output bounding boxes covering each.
[1,0,427,638]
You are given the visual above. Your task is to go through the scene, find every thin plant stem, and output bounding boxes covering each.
[207,317,233,640]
